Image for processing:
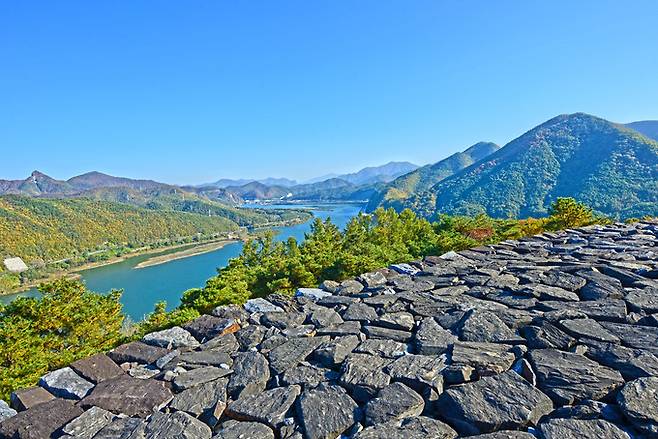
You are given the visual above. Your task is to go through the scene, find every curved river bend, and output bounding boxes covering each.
[0,203,363,321]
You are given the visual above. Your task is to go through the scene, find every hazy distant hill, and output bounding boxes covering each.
[0,171,302,227]
[201,177,297,189]
[410,113,658,219]
[334,161,419,185]
[366,142,499,212]
[627,120,658,141]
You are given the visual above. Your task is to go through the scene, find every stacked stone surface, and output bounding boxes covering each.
[1,220,658,438]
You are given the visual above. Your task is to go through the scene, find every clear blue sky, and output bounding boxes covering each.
[1,1,657,184]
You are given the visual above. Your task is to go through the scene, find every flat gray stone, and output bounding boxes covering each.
[225,385,300,428]
[375,312,415,331]
[529,349,624,406]
[183,315,240,342]
[363,325,412,342]
[468,431,535,439]
[437,370,553,435]
[339,353,392,402]
[353,338,407,359]
[338,279,364,295]
[143,326,200,349]
[227,351,270,397]
[0,400,17,422]
[92,417,145,439]
[213,420,275,439]
[0,398,83,439]
[342,302,378,321]
[296,287,333,301]
[39,367,94,400]
[169,377,228,417]
[312,335,360,367]
[297,383,360,439]
[385,354,445,395]
[309,307,344,328]
[600,322,658,355]
[10,386,55,411]
[625,288,658,313]
[414,317,457,355]
[617,377,658,435]
[364,382,424,426]
[583,340,658,380]
[355,416,457,439]
[281,362,339,388]
[61,406,115,439]
[80,376,173,417]
[178,349,233,368]
[173,366,232,391]
[107,341,171,365]
[457,309,521,344]
[70,353,124,384]
[144,411,212,439]
[537,418,630,439]
[268,336,327,374]
[450,342,516,377]
[244,298,283,313]
[559,318,620,343]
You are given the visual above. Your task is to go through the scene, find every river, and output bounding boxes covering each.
[0,203,364,321]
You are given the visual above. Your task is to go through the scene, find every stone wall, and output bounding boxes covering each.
[1,220,658,438]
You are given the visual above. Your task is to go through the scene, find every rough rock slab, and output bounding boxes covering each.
[225,385,300,428]
[70,353,124,384]
[39,367,94,400]
[227,351,270,397]
[413,317,457,355]
[617,377,658,435]
[169,377,228,417]
[437,370,553,435]
[213,420,275,439]
[0,398,83,439]
[0,400,16,423]
[268,336,326,375]
[364,382,424,426]
[80,376,173,417]
[297,383,360,439]
[144,411,212,439]
[92,416,145,439]
[107,341,171,365]
[529,349,624,406]
[61,406,115,439]
[173,366,232,391]
[183,315,240,342]
[537,418,630,439]
[143,326,200,349]
[385,354,445,394]
[355,416,457,439]
[9,386,55,411]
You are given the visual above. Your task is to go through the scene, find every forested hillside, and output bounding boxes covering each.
[367,142,499,212]
[0,196,240,264]
[390,114,658,219]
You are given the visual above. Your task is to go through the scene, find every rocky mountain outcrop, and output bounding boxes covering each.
[1,220,658,438]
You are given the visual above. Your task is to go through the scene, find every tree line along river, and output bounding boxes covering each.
[0,203,364,321]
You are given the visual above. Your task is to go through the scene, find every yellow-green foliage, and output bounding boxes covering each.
[0,279,124,400]
[180,198,607,314]
[0,195,239,263]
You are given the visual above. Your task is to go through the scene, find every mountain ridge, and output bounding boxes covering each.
[416,113,658,219]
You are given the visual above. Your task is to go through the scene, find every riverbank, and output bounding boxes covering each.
[134,240,238,269]
[0,214,312,297]
[0,239,232,296]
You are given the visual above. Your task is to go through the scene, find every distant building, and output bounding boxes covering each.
[3,257,29,273]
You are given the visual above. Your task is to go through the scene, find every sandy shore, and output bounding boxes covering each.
[133,239,239,269]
